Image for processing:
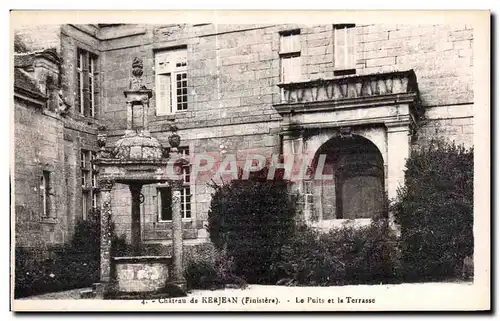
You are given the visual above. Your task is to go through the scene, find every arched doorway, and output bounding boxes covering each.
[311,134,386,220]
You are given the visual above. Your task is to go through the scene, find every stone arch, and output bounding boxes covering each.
[309,134,387,221]
[304,127,387,165]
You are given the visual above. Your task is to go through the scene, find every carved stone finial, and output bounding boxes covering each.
[132,57,144,77]
[168,125,181,149]
[129,57,146,91]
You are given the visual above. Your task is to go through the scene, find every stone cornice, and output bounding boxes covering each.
[14,90,47,106]
[280,115,413,135]
[275,92,419,114]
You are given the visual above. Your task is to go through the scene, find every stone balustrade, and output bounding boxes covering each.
[276,70,419,106]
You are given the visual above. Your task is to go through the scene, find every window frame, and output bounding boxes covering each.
[40,170,51,217]
[80,149,99,220]
[157,186,173,222]
[291,138,301,155]
[76,48,99,118]
[279,29,302,84]
[154,47,188,116]
[303,180,314,214]
[157,146,192,221]
[333,24,357,76]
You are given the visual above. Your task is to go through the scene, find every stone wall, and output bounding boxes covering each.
[13,97,99,249]
[100,23,473,142]
[14,24,102,250]
[14,98,66,248]
[417,104,474,148]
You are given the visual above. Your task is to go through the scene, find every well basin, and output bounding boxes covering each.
[112,256,172,293]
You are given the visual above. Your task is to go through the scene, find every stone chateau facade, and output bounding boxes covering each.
[13,24,474,253]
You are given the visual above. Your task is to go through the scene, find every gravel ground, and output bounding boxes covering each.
[18,281,474,301]
[17,288,93,300]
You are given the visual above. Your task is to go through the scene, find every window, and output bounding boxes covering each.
[279,30,301,83]
[155,47,188,115]
[179,147,191,219]
[40,171,51,217]
[158,187,173,221]
[81,149,99,220]
[304,180,314,214]
[76,49,99,117]
[333,24,356,73]
[291,138,301,155]
[158,146,191,220]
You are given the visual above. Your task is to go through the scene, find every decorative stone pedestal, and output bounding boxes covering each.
[113,256,172,293]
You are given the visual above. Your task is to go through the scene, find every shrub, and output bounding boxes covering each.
[392,139,474,281]
[270,220,401,286]
[184,260,218,290]
[184,247,246,290]
[14,209,101,298]
[207,167,298,284]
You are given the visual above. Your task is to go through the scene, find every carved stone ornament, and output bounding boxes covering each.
[168,125,181,148]
[129,57,147,91]
[97,178,114,191]
[132,57,144,77]
[97,133,107,148]
[339,126,353,138]
[57,89,71,116]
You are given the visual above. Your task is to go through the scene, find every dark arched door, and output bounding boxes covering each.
[313,134,386,220]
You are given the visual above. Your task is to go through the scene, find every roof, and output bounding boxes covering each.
[14,68,46,101]
[14,54,34,69]
[14,49,61,68]
[13,48,60,104]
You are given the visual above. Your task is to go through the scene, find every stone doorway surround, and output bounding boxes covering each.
[273,70,423,228]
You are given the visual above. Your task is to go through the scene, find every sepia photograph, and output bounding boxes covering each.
[9,10,490,312]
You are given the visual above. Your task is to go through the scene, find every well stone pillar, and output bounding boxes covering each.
[170,180,186,290]
[386,121,411,201]
[125,101,133,136]
[98,178,114,283]
[129,184,143,256]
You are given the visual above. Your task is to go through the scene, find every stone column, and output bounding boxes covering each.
[142,100,150,136]
[129,183,143,256]
[126,101,133,135]
[98,178,114,283]
[386,121,411,201]
[170,179,186,290]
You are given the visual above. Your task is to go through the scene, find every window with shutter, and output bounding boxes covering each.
[155,47,188,115]
[333,24,357,74]
[279,30,301,84]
